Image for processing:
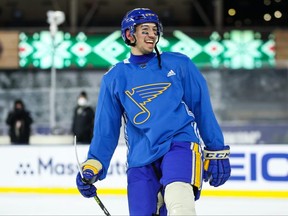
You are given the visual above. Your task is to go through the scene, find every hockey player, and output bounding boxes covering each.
[76,8,231,215]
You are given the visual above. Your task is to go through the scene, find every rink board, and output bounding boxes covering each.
[0,144,287,198]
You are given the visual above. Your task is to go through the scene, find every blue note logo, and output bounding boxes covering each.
[125,83,171,124]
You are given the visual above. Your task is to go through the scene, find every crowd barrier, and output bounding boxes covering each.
[0,144,287,198]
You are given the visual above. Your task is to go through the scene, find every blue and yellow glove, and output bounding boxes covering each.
[76,159,102,198]
[203,145,231,187]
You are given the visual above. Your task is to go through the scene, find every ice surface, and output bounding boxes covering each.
[0,194,287,215]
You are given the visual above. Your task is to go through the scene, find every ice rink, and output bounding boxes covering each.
[0,193,287,215]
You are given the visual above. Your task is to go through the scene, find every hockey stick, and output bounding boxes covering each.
[74,136,111,216]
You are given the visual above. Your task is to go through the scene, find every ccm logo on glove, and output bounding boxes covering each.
[204,149,230,159]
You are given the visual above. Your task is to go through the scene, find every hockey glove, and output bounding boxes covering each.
[203,145,231,187]
[76,159,102,198]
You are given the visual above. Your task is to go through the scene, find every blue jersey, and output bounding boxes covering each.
[87,52,224,180]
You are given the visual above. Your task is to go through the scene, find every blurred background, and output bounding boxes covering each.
[0,2,287,213]
[0,0,287,145]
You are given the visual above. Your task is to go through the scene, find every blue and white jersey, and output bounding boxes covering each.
[87,52,224,180]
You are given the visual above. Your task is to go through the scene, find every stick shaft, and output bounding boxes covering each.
[94,195,111,216]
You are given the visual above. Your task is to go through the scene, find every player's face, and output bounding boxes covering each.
[132,23,158,55]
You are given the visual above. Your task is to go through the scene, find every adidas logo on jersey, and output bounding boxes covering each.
[167,70,176,77]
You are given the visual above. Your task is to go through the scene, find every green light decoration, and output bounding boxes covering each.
[18,30,275,69]
[223,31,261,69]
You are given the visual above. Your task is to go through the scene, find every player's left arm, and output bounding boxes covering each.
[182,57,231,187]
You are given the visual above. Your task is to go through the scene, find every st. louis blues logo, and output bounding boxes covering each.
[125,83,171,124]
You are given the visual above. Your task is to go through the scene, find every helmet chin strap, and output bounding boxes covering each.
[154,36,162,69]
[128,35,137,47]
[155,46,162,69]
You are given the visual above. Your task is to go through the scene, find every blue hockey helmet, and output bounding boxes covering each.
[121,8,163,45]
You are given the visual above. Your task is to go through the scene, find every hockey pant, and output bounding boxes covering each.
[127,141,203,215]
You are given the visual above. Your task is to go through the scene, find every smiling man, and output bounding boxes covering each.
[76,8,231,215]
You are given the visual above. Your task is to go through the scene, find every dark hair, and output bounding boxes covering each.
[79,91,87,98]
[14,99,25,109]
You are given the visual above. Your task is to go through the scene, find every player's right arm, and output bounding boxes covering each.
[87,73,124,180]
[76,69,123,198]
